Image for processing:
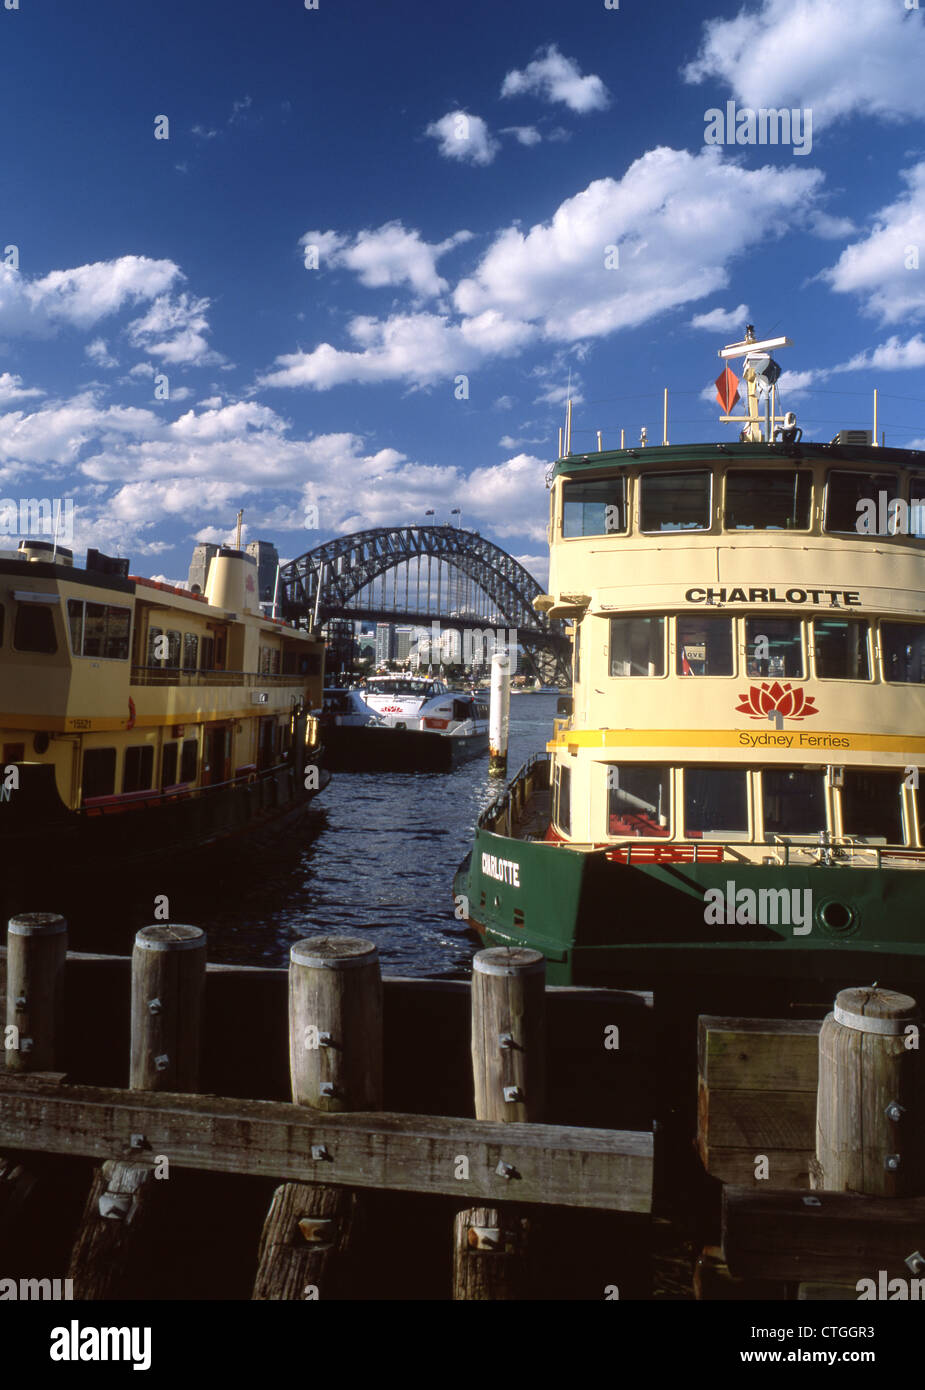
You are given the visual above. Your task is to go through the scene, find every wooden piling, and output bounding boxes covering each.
[814,986,920,1197]
[253,935,382,1300]
[68,923,207,1298]
[130,924,207,1092]
[453,946,546,1300]
[5,912,67,1072]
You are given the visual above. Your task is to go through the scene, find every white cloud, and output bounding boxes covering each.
[192,124,218,140]
[502,126,542,146]
[0,256,180,336]
[820,162,925,323]
[129,362,156,377]
[127,292,227,367]
[299,221,473,298]
[837,334,925,371]
[460,454,549,542]
[0,372,44,402]
[258,313,475,390]
[684,0,925,130]
[501,45,610,114]
[425,111,500,166]
[85,337,118,368]
[689,303,750,332]
[493,395,514,410]
[809,211,857,240]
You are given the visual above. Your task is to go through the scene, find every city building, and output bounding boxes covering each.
[187,543,219,595]
[245,540,280,604]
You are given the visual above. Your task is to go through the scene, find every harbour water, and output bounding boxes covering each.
[68,693,559,972]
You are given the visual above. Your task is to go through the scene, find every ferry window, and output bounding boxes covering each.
[161,741,179,787]
[813,619,870,680]
[123,745,154,794]
[180,738,198,783]
[762,769,827,836]
[67,598,83,653]
[555,765,571,836]
[881,622,925,684]
[200,635,215,671]
[609,616,665,677]
[2,742,24,763]
[81,747,116,801]
[745,618,804,678]
[842,770,904,843]
[677,617,733,676]
[725,469,811,530]
[104,606,130,660]
[182,633,199,671]
[607,765,669,837]
[684,767,749,839]
[164,630,181,670]
[562,478,627,537]
[640,471,711,533]
[825,471,898,534]
[13,603,57,654]
[147,627,163,665]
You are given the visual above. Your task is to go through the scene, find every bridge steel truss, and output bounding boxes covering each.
[278,524,570,682]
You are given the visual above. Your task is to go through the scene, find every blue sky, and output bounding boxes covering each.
[2,0,925,588]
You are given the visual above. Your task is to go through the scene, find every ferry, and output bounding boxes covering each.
[0,536,328,894]
[323,676,489,771]
[454,329,925,1001]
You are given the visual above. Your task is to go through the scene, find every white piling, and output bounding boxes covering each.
[488,652,511,779]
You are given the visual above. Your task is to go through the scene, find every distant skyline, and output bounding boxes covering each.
[2,0,925,591]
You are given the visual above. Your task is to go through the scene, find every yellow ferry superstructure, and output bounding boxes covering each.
[0,540,326,886]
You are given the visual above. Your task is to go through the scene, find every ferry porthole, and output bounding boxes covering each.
[815,898,857,936]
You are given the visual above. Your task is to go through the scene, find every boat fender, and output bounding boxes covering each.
[126,696,136,731]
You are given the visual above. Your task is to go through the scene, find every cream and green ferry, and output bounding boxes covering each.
[0,536,327,899]
[455,331,925,997]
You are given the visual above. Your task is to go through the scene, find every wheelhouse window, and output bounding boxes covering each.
[684,767,749,839]
[163,630,181,670]
[813,619,870,680]
[841,770,904,843]
[147,627,163,665]
[676,616,733,676]
[182,633,199,671]
[81,747,116,801]
[200,635,215,671]
[607,765,669,837]
[562,477,627,537]
[123,745,154,794]
[180,738,198,783]
[609,616,665,677]
[745,617,804,678]
[762,769,827,836]
[724,469,811,530]
[640,471,711,533]
[71,600,130,660]
[554,765,571,836]
[824,471,898,534]
[881,622,925,684]
[161,741,179,787]
[13,602,57,653]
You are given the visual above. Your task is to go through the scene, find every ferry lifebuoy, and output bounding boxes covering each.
[126,697,136,731]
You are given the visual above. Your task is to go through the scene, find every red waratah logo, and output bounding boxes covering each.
[735,681,819,721]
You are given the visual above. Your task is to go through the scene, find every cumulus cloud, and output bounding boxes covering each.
[0,372,44,402]
[0,256,180,336]
[425,111,500,166]
[502,126,543,146]
[262,147,822,392]
[127,292,227,366]
[689,303,750,332]
[837,334,925,371]
[684,0,925,130]
[820,162,925,322]
[501,45,610,114]
[299,221,473,298]
[85,337,119,368]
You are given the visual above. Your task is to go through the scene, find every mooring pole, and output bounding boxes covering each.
[489,651,510,778]
[130,924,207,1092]
[5,913,67,1072]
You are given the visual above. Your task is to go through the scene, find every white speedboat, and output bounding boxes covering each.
[321,677,490,771]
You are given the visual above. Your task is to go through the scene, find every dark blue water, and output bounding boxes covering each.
[84,694,558,973]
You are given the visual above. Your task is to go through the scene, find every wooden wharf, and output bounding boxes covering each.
[1,912,922,1300]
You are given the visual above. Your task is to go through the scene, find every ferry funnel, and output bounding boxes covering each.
[205,547,259,613]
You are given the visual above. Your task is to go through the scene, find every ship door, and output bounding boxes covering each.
[202,724,232,786]
[258,717,275,770]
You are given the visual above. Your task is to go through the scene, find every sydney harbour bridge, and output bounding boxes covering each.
[278,524,570,683]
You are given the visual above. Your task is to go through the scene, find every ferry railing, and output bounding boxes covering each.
[78,760,298,817]
[130,665,313,688]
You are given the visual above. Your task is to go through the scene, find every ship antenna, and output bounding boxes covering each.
[717,327,793,443]
[235,508,244,551]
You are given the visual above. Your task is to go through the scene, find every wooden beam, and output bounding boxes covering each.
[723,1187,925,1282]
[0,1074,653,1213]
[697,1016,820,1092]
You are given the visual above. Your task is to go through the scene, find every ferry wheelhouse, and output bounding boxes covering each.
[455,331,925,996]
[0,538,327,899]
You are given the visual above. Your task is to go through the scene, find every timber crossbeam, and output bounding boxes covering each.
[0,1071,653,1213]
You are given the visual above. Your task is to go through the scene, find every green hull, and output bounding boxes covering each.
[455,789,925,996]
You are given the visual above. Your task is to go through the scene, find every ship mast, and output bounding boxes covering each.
[717,325,792,443]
